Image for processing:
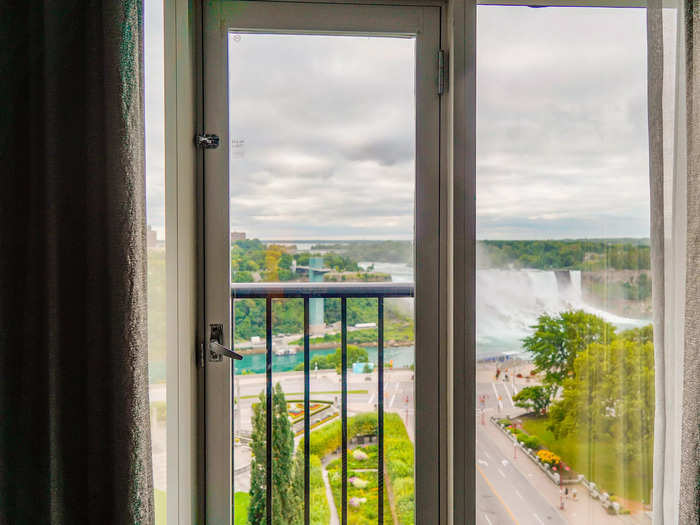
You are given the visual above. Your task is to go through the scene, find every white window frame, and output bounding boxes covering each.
[162,0,643,524]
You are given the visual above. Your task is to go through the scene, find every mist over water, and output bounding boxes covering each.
[476,269,646,359]
[363,261,647,359]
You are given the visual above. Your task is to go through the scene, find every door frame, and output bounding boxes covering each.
[165,0,473,524]
[200,2,448,523]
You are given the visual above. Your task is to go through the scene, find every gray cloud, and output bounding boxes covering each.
[144,5,650,241]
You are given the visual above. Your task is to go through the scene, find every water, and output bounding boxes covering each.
[476,269,647,358]
[358,261,414,282]
[359,262,648,360]
[234,345,414,375]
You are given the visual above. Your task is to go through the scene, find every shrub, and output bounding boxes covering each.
[521,435,541,450]
[498,418,511,426]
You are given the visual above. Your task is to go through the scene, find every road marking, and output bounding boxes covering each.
[368,393,375,405]
[476,465,520,525]
[478,459,488,467]
[390,393,397,408]
[501,459,509,467]
[497,468,506,479]
[533,513,545,525]
[483,513,493,525]
[484,451,492,460]
[501,382,514,408]
[491,382,499,399]
[515,490,524,501]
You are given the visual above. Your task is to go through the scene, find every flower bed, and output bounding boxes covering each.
[287,400,333,424]
[493,417,579,483]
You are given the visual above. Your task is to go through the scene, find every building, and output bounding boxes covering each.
[147,225,158,248]
[230,231,246,242]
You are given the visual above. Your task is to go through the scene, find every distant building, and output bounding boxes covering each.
[147,225,158,248]
[231,231,246,242]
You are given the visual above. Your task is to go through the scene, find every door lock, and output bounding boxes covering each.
[209,324,243,362]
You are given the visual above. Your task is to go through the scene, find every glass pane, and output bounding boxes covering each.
[476,7,652,524]
[145,0,167,522]
[228,34,416,523]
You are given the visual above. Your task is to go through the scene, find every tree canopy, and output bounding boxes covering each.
[522,310,617,404]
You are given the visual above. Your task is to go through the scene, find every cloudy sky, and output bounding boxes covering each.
[145,4,650,241]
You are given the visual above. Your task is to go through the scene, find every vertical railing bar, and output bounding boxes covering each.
[266,297,272,525]
[304,297,310,525]
[231,298,236,524]
[341,297,348,525]
[377,298,384,524]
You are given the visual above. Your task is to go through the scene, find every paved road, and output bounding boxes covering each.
[476,379,566,525]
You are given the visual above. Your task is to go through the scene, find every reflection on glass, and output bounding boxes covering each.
[228,33,416,523]
[145,0,166,522]
[476,6,653,524]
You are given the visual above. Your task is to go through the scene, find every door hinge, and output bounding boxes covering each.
[438,50,448,96]
[195,133,220,149]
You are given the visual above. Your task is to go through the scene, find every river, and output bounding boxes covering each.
[234,344,414,375]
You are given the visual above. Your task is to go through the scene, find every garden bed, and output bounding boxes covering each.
[299,412,416,524]
[519,414,652,504]
[492,417,580,484]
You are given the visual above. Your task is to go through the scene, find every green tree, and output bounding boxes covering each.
[248,383,299,524]
[512,385,551,414]
[548,339,654,466]
[522,310,616,404]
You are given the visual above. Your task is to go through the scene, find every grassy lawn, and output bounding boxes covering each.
[155,489,166,525]
[521,415,653,503]
[234,492,250,525]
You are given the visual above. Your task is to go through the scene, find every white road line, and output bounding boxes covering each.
[483,513,493,525]
[368,393,375,405]
[501,382,514,408]
[484,451,492,460]
[533,513,545,525]
[497,468,506,479]
[515,489,524,501]
[478,459,488,467]
[390,393,397,408]
[491,382,499,399]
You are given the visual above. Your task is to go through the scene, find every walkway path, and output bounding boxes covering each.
[322,467,340,525]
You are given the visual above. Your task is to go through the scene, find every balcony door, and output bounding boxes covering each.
[202,2,442,523]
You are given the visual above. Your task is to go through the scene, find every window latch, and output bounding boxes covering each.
[208,323,243,362]
[195,133,220,149]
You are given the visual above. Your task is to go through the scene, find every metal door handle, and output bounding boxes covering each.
[209,324,243,362]
[209,340,243,361]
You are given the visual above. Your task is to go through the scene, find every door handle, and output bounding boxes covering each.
[209,324,243,362]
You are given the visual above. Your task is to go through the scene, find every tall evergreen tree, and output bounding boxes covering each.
[248,384,301,525]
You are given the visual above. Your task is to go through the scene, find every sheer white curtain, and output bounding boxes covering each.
[648,0,698,523]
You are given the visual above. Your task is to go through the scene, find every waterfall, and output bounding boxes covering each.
[476,269,642,359]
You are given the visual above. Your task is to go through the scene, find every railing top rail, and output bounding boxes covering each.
[231,281,415,298]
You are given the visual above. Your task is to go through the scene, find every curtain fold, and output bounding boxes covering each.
[648,0,699,522]
[680,2,700,522]
[0,1,154,523]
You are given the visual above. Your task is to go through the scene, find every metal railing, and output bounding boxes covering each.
[231,282,415,525]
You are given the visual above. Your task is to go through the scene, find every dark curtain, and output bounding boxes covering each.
[0,1,154,523]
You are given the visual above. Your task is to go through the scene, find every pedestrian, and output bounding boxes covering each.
[565,487,569,501]
[496,367,501,380]
[572,488,578,501]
